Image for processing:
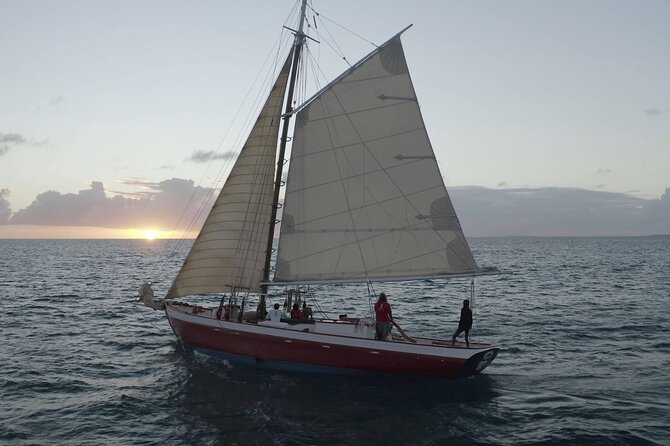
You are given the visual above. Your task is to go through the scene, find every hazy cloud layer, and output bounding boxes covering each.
[0,132,27,156]
[0,189,11,223]
[8,179,213,230]
[3,181,669,237]
[450,186,670,237]
[187,150,237,163]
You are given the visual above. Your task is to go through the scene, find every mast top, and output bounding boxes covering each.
[296,0,308,44]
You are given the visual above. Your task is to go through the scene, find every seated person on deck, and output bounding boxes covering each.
[290,303,304,319]
[267,303,283,323]
[302,302,313,319]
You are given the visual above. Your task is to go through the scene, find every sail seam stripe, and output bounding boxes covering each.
[285,161,434,195]
[289,127,423,160]
[298,100,417,127]
[280,219,438,265]
[287,184,443,226]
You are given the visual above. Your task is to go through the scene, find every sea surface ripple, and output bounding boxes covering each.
[0,237,669,445]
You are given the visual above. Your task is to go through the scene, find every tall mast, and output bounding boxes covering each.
[258,0,308,316]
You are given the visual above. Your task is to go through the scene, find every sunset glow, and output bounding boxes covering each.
[144,230,158,240]
[0,225,197,240]
[122,228,180,240]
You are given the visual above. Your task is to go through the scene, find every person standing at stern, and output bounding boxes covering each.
[452,299,473,347]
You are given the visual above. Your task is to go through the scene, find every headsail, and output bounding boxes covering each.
[274,36,478,284]
[167,53,293,297]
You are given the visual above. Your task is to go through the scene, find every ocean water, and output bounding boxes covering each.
[0,237,669,445]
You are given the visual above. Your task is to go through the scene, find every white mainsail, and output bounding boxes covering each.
[167,54,293,297]
[274,36,478,284]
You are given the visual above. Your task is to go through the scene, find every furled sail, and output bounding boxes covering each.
[167,53,292,297]
[274,37,478,283]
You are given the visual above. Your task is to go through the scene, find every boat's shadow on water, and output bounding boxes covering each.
[165,344,502,445]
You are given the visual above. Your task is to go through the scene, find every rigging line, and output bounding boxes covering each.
[311,21,349,67]
[232,65,291,291]
[284,0,302,28]
[272,50,313,268]
[167,36,286,247]
[274,47,325,263]
[367,281,375,318]
[302,43,475,271]
[225,38,290,163]
[304,48,328,104]
[307,4,377,48]
[133,303,165,332]
[307,287,329,319]
[236,24,301,290]
[159,34,293,281]
[182,32,292,235]
[152,30,294,284]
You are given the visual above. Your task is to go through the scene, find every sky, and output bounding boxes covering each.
[1,0,669,238]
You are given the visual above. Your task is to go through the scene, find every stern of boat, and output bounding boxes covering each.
[460,347,499,378]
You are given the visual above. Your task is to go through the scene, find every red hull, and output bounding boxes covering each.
[166,303,498,378]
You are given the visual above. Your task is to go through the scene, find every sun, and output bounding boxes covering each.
[143,230,158,240]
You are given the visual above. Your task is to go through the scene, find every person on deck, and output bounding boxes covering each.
[302,302,313,319]
[267,303,283,323]
[374,293,393,341]
[452,299,473,347]
[290,303,304,319]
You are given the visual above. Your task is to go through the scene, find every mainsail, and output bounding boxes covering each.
[275,36,478,283]
[167,54,293,297]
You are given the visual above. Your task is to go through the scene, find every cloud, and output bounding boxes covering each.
[0,132,27,156]
[49,96,66,106]
[187,150,237,163]
[450,186,670,237]
[157,164,176,170]
[8,179,214,230]
[4,181,670,237]
[596,168,614,175]
[118,177,159,189]
[645,108,668,116]
[0,189,11,223]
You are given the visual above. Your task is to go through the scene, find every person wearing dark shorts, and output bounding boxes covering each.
[452,299,473,347]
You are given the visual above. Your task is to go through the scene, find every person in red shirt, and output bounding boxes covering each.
[374,292,393,340]
[290,303,304,319]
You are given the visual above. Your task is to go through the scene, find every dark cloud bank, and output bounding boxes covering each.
[450,187,670,237]
[0,182,668,237]
[0,179,213,230]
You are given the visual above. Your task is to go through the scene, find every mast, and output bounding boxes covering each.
[258,0,308,317]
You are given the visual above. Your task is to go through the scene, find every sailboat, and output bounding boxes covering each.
[141,0,500,378]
